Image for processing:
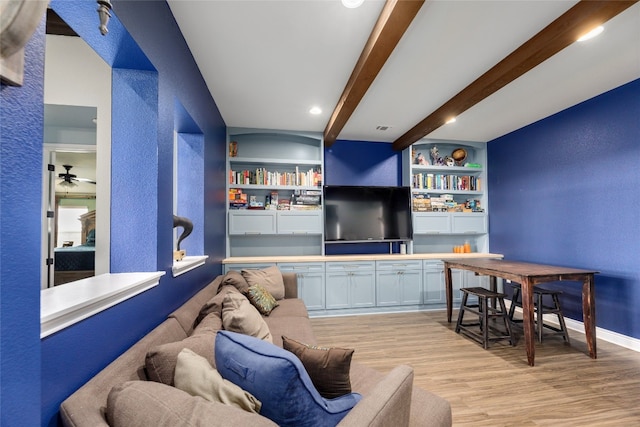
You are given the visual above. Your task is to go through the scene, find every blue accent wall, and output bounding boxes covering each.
[488,78,640,338]
[0,14,45,427]
[324,140,404,255]
[1,1,226,426]
[177,132,205,255]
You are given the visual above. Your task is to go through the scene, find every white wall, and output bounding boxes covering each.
[43,35,111,284]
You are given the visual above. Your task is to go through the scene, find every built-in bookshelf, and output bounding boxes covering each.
[226,128,324,257]
[403,139,488,254]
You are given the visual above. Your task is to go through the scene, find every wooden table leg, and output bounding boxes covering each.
[445,264,453,323]
[521,278,536,366]
[583,274,597,359]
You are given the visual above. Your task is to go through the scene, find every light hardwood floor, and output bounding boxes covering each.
[310,311,640,426]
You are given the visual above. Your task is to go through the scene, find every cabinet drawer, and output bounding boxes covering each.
[326,261,375,271]
[228,211,277,235]
[277,211,322,234]
[451,214,486,234]
[277,262,325,273]
[413,213,451,234]
[224,263,274,273]
[376,260,422,271]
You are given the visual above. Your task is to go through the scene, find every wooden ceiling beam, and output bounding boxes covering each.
[392,0,638,152]
[324,0,425,147]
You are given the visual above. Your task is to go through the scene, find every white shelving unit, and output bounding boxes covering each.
[226,128,324,257]
[403,139,489,254]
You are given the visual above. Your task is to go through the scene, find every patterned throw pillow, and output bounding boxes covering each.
[282,336,354,399]
[245,284,279,316]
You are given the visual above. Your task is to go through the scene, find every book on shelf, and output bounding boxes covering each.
[229,166,322,187]
[277,199,290,210]
[412,173,481,191]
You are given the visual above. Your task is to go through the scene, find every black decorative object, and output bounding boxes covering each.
[172,215,193,261]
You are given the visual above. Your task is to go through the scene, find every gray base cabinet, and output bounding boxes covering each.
[224,256,496,315]
[325,262,375,309]
[375,260,422,306]
[277,262,325,310]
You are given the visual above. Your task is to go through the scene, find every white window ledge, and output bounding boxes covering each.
[41,272,165,338]
[172,255,208,277]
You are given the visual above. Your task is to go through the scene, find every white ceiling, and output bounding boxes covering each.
[167,0,640,145]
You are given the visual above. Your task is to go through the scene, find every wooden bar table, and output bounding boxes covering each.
[443,258,598,366]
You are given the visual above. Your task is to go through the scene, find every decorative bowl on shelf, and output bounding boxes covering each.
[451,148,467,165]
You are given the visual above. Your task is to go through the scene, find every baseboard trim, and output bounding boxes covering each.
[507,300,640,353]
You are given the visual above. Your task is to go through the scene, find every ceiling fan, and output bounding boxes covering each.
[58,164,96,187]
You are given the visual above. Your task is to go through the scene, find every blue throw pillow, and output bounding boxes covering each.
[215,330,362,427]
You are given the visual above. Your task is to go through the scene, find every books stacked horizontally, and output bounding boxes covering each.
[229,189,248,209]
[291,190,321,210]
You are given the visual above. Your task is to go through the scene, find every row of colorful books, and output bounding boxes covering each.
[229,167,322,187]
[412,173,481,191]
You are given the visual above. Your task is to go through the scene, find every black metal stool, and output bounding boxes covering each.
[508,283,570,344]
[455,287,515,349]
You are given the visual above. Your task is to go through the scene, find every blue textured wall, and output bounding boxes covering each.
[177,132,205,255]
[324,140,403,255]
[0,14,45,427]
[488,79,640,338]
[0,1,229,426]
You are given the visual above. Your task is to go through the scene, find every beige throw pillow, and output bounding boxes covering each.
[145,312,222,385]
[222,292,273,343]
[175,348,262,413]
[241,266,285,300]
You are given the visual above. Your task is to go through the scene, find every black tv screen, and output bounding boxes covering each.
[324,186,413,243]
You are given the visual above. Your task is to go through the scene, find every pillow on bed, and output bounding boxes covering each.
[241,266,285,300]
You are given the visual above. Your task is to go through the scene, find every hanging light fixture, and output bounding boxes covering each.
[97,0,112,36]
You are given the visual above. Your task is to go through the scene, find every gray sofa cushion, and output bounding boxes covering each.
[338,365,414,427]
[145,312,222,385]
[106,380,277,427]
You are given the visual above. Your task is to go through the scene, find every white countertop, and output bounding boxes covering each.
[223,252,503,264]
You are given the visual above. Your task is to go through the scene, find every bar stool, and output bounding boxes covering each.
[508,283,570,344]
[455,287,515,349]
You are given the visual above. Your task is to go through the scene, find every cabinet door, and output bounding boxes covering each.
[376,261,422,306]
[277,211,322,234]
[376,270,402,306]
[413,213,451,234]
[399,269,422,305]
[325,271,350,309]
[350,271,376,308]
[451,214,487,234]
[228,211,276,235]
[278,263,325,310]
[461,269,489,289]
[423,261,445,304]
[423,261,464,305]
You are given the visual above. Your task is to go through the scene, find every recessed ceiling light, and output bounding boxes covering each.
[309,106,322,115]
[446,117,457,124]
[341,0,364,9]
[577,25,604,42]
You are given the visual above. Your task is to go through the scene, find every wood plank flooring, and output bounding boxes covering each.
[310,311,640,426]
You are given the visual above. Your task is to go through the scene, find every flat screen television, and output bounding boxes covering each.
[324,185,413,243]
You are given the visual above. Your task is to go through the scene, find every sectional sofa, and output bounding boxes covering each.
[60,269,452,426]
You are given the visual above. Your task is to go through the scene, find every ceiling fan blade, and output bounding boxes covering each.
[74,177,96,184]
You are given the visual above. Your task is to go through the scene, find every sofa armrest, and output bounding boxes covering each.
[337,365,413,427]
[282,272,297,299]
